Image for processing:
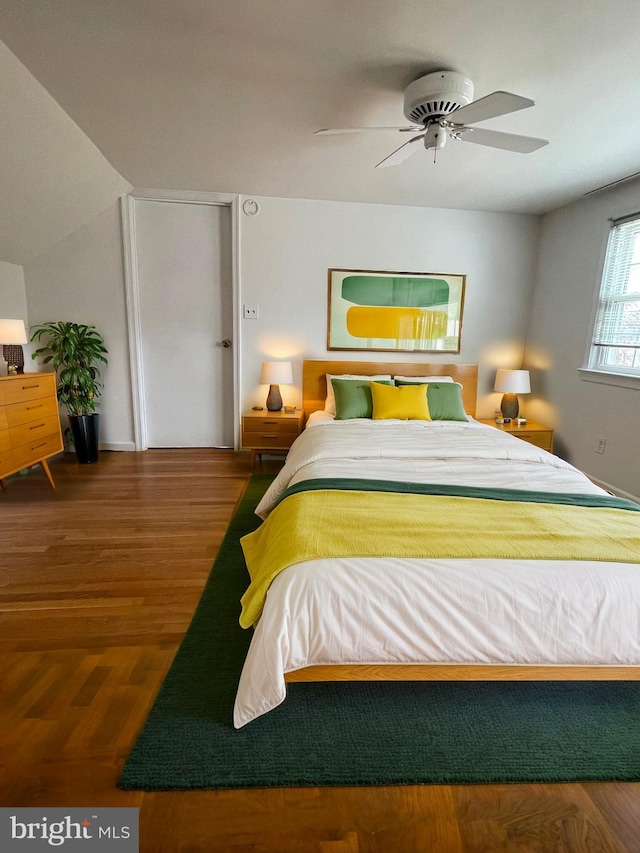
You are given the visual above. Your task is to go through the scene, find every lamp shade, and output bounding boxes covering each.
[0,319,28,344]
[494,369,531,394]
[260,361,293,386]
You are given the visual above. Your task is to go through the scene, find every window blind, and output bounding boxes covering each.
[590,217,640,374]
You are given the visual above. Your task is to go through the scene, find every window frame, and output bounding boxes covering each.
[586,212,640,381]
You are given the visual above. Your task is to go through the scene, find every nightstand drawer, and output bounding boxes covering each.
[516,431,553,451]
[244,432,297,450]
[478,419,554,453]
[242,417,301,435]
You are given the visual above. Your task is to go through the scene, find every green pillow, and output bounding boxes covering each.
[331,378,394,419]
[394,379,467,421]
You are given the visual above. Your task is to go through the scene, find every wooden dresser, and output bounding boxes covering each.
[0,373,63,489]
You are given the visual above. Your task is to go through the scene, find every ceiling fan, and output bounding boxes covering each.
[315,70,549,167]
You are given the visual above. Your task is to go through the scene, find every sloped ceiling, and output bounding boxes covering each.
[1,0,640,265]
[0,41,130,265]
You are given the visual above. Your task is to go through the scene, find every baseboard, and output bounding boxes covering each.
[587,475,640,505]
[99,442,136,452]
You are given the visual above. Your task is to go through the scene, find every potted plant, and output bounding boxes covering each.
[30,321,108,463]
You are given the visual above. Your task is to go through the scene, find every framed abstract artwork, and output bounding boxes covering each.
[327,268,466,353]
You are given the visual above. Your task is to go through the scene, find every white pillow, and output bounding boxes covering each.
[324,373,392,415]
[393,375,454,383]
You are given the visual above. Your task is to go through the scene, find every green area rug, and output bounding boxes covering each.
[118,474,640,790]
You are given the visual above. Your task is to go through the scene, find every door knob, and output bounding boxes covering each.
[220,339,232,348]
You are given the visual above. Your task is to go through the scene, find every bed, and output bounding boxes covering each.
[234,360,640,728]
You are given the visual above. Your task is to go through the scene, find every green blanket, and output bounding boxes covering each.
[274,478,640,512]
[240,481,640,628]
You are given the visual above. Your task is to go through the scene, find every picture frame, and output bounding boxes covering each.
[327,268,466,353]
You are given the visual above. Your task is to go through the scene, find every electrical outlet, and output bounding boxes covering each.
[596,437,607,454]
[243,304,259,320]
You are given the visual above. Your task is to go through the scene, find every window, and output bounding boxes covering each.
[589,215,640,376]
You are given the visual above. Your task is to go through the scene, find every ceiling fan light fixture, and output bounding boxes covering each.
[315,69,548,166]
[423,124,448,151]
[403,71,474,124]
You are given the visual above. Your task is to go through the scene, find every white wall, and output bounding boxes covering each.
[22,192,541,448]
[17,184,640,497]
[0,260,28,375]
[239,196,540,417]
[0,260,27,318]
[525,182,640,499]
[24,201,135,450]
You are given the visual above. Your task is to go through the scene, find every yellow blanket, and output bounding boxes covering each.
[239,489,640,628]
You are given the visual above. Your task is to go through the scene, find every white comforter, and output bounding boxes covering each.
[234,416,640,728]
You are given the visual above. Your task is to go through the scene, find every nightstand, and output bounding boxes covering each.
[478,418,554,452]
[242,410,304,468]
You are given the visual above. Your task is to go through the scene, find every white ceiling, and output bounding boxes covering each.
[2,0,640,263]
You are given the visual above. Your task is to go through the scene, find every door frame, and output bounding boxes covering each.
[121,189,240,450]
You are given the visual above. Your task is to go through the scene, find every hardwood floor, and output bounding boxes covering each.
[1,449,639,852]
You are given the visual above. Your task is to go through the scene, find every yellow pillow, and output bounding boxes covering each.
[370,381,431,420]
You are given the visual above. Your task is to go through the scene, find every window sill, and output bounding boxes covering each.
[578,368,640,390]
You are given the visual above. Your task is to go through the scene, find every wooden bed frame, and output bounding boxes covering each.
[301,359,478,421]
[284,359,640,684]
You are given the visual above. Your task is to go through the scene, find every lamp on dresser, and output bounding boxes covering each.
[260,361,293,411]
[494,368,530,419]
[0,319,28,375]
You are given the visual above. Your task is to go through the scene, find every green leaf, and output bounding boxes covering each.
[29,322,108,416]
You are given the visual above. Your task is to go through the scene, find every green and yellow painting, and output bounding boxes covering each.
[328,269,465,352]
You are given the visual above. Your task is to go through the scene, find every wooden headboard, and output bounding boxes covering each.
[302,360,478,420]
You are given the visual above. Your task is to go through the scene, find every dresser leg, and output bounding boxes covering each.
[0,478,5,490]
[40,459,56,490]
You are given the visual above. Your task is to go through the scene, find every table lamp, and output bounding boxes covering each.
[0,319,28,374]
[494,368,530,419]
[260,361,293,411]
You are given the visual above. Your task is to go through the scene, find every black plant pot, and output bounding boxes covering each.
[69,414,100,464]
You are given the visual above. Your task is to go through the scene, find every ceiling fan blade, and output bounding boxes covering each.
[449,91,535,126]
[457,127,548,153]
[375,134,424,168]
[315,126,420,135]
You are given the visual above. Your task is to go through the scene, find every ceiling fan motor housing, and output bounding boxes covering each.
[403,71,474,125]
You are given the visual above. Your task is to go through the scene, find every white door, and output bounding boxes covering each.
[135,199,234,447]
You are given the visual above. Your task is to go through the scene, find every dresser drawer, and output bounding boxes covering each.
[10,415,62,451]
[5,395,59,428]
[3,374,56,405]
[242,416,301,435]
[0,446,13,475]
[11,432,63,470]
[0,374,62,488]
